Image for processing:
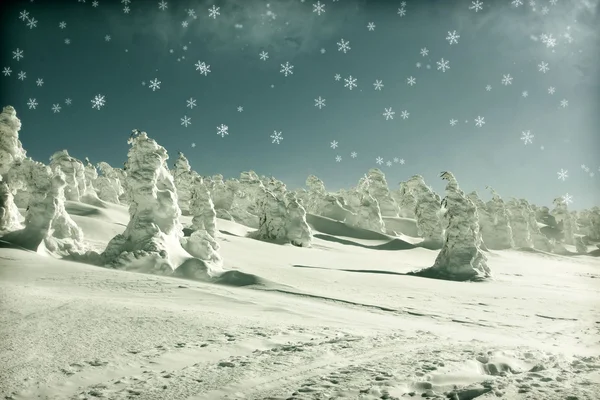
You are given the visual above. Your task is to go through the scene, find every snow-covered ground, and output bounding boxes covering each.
[1,200,600,400]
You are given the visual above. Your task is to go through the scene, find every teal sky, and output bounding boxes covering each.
[1,0,599,209]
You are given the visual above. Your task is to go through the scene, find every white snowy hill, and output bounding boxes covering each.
[1,199,600,400]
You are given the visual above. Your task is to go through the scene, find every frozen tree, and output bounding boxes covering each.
[227,171,263,228]
[0,175,21,232]
[101,130,187,273]
[266,177,288,202]
[392,181,417,218]
[172,152,197,215]
[535,205,557,228]
[520,199,553,252]
[305,175,327,214]
[586,207,600,240]
[82,157,100,199]
[506,199,534,248]
[484,187,514,249]
[411,172,490,281]
[0,105,26,225]
[189,177,217,239]
[406,175,444,244]
[207,174,236,220]
[49,150,87,202]
[575,236,587,254]
[96,162,124,204]
[551,197,576,245]
[285,192,313,247]
[467,191,494,249]
[254,186,288,242]
[365,168,400,217]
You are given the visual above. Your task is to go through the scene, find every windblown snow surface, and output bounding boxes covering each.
[1,200,600,400]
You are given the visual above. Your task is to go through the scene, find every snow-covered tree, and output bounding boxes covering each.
[406,175,444,244]
[254,186,288,242]
[520,199,553,252]
[305,175,327,214]
[49,150,87,202]
[344,177,386,232]
[0,176,21,232]
[0,106,26,225]
[551,197,576,245]
[467,191,494,249]
[575,236,587,254]
[96,162,124,204]
[586,207,600,240]
[392,181,417,218]
[535,205,557,228]
[364,168,400,217]
[285,193,313,247]
[506,199,533,248]
[411,172,490,281]
[207,174,236,220]
[189,177,217,239]
[484,187,514,249]
[172,152,197,215]
[82,157,100,199]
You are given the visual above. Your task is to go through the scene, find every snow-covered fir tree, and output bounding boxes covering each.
[172,151,197,215]
[520,199,553,252]
[392,181,417,218]
[484,186,514,249]
[49,150,87,202]
[406,175,444,244]
[551,197,576,245]
[364,168,400,217]
[506,199,534,248]
[95,161,124,204]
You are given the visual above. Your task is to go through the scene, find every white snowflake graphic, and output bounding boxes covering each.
[65,39,71,45]
[59,21,66,29]
[19,10,29,21]
[474,116,485,127]
[397,8,406,17]
[259,51,269,61]
[520,130,534,144]
[182,21,189,28]
[149,78,161,91]
[367,22,376,31]
[399,159,405,165]
[181,116,192,127]
[92,0,99,7]
[548,86,555,94]
[314,96,326,109]
[65,98,72,105]
[208,5,220,19]
[437,58,450,72]
[105,35,111,41]
[351,152,357,158]
[270,131,283,144]
[36,78,43,86]
[337,38,351,53]
[344,75,357,90]
[400,110,410,120]
[385,161,392,167]
[158,0,168,10]
[195,61,211,75]
[237,106,243,112]
[123,6,130,14]
[446,30,460,45]
[335,155,342,162]
[501,74,513,85]
[538,61,550,73]
[312,1,325,15]
[541,6,549,14]
[334,74,341,81]
[12,48,24,61]
[375,157,384,165]
[26,17,38,29]
[560,99,568,108]
[27,98,38,109]
[91,94,106,110]
[420,48,429,57]
[217,124,229,137]
[2,67,11,76]
[373,80,384,90]
[562,193,573,205]
[469,1,484,12]
[280,62,294,76]
[191,142,196,148]
[383,107,395,120]
[485,85,492,91]
[416,62,422,67]
[557,169,568,181]
[52,104,61,113]
[187,8,196,17]
[330,140,338,149]
[522,91,528,98]
[450,119,458,126]
[511,0,523,6]
[407,76,416,86]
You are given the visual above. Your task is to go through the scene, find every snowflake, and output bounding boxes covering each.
[52,104,61,113]
[105,35,111,41]
[26,17,38,29]
[367,22,376,31]
[280,62,294,77]
[446,30,460,45]
[563,32,573,44]
[548,86,555,94]
[581,164,587,170]
[259,51,269,60]
[27,98,38,109]
[401,110,410,119]
[557,169,568,181]
[334,74,341,81]
[541,6,549,14]
[560,99,568,108]
[538,61,549,73]
[543,34,557,48]
[19,10,29,21]
[337,38,351,53]
[180,116,191,127]
[158,1,168,10]
[149,78,161,91]
[191,142,196,148]
[383,107,395,120]
[520,130,534,144]
[344,75,357,90]
[65,38,71,45]
[401,1,407,6]
[385,160,392,167]
[123,6,130,13]
[12,48,24,61]
[522,91,528,98]
[36,78,43,86]
[474,116,485,127]
[2,67,12,76]
[195,61,211,75]
[416,62,422,68]
[437,58,450,72]
[511,0,523,6]
[314,96,326,109]
[18,71,26,80]
[330,140,338,149]
[92,0,99,6]
[450,119,458,126]
[485,84,492,91]
[217,124,229,137]
[351,152,357,158]
[469,1,484,12]
[501,74,513,85]
[122,0,131,4]
[549,0,557,4]
[375,157,384,165]
[59,21,66,29]
[187,8,196,17]
[208,5,220,19]
[392,157,399,163]
[182,21,189,28]
[562,193,573,205]
[237,106,243,112]
[373,80,384,90]
[91,94,106,110]
[420,47,429,56]
[313,1,325,15]
[399,159,405,164]
[407,76,416,86]
[397,8,406,17]
[65,98,72,105]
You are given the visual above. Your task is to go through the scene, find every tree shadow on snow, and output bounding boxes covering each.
[292,264,410,277]
[313,233,417,251]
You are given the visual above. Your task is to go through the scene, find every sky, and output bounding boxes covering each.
[1,0,599,209]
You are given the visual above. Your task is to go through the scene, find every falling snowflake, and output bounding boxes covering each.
[450,119,458,126]
[314,96,326,109]
[351,152,357,158]
[158,0,168,10]
[2,67,11,76]
[105,35,111,41]
[92,0,99,6]
[217,124,229,137]
[446,30,460,45]
[522,91,528,98]
[397,8,406,17]
[474,116,485,127]
[65,38,71,45]
[538,61,550,73]
[557,169,568,181]
[65,98,72,105]
[52,104,61,113]
[562,193,573,205]
[12,48,24,61]
[59,21,66,29]
[386,161,393,167]
[543,34,557,48]
[36,78,43,86]
[511,0,523,6]
[123,6,130,13]
[367,22,376,31]
[91,94,106,110]
[337,39,351,53]
[400,110,410,119]
[469,1,484,12]
[375,157,384,165]
[334,74,341,81]
[191,142,196,148]
[485,85,492,91]
[393,157,399,163]
[548,86,555,94]
[182,21,189,28]
[259,51,269,60]
[280,62,294,76]
[549,0,557,4]
[344,75,357,90]
[335,155,342,162]
[541,6,549,14]
[501,74,513,85]
[437,58,450,72]
[313,1,325,15]
[195,61,211,75]
[208,5,220,19]
[373,80,384,90]
[19,10,29,21]
[149,78,161,91]
[27,98,38,109]
[560,99,568,108]
[399,159,405,165]
[26,17,38,29]
[420,48,429,57]
[383,107,395,120]
[270,131,283,144]
[520,130,534,144]
[407,76,416,86]
[187,8,196,17]
[181,116,191,127]
[237,106,243,112]
[330,140,338,149]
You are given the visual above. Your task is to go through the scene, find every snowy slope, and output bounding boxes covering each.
[1,200,600,400]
